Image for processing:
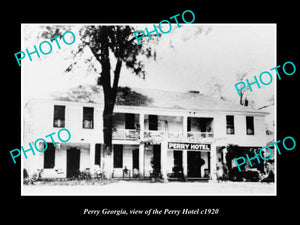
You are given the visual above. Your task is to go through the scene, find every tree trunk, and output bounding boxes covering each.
[239,91,244,105]
[102,107,114,179]
[101,79,115,179]
[94,27,123,180]
[97,26,114,179]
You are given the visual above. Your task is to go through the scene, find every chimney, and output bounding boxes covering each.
[244,98,248,107]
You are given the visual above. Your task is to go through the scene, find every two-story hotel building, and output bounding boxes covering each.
[22,86,269,181]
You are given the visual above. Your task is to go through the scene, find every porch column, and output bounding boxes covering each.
[222,147,227,164]
[160,140,168,182]
[210,142,217,182]
[183,115,188,137]
[138,113,145,177]
[89,142,95,177]
[182,150,188,180]
[139,113,145,139]
[182,115,188,180]
[139,144,145,177]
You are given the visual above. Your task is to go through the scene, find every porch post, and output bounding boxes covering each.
[89,142,95,177]
[210,142,217,182]
[222,147,227,164]
[182,150,188,180]
[139,113,145,178]
[183,115,188,136]
[160,140,168,182]
[139,144,145,178]
[182,115,188,180]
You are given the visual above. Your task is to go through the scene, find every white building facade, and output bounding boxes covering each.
[23,89,269,182]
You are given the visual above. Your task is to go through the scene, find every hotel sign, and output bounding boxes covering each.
[168,142,211,151]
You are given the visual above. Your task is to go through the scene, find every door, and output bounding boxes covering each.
[44,143,55,168]
[187,151,203,177]
[173,151,183,178]
[152,145,161,172]
[132,149,139,170]
[66,148,80,178]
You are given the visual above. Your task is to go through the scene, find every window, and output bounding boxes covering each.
[246,116,254,135]
[149,115,158,130]
[83,107,94,129]
[113,145,123,168]
[53,105,65,128]
[125,113,135,129]
[44,143,55,168]
[199,118,213,132]
[226,115,235,134]
[187,117,213,133]
[187,117,191,132]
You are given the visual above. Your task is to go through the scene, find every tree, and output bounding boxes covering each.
[81,26,158,179]
[203,77,225,100]
[236,71,251,106]
[41,25,157,179]
[257,95,274,110]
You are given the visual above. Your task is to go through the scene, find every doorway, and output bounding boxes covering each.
[173,151,183,178]
[66,148,80,178]
[152,145,161,171]
[44,143,55,168]
[132,149,139,170]
[187,151,204,177]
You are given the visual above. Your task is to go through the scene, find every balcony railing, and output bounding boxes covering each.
[112,129,140,140]
[187,131,214,139]
[142,130,184,144]
[144,130,184,140]
[112,129,214,141]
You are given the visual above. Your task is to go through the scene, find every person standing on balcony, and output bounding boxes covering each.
[135,123,140,138]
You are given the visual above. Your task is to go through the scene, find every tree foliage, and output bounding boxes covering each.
[115,86,153,106]
[236,70,252,106]
[38,25,158,179]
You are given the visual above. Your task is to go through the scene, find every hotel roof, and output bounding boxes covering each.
[50,84,268,115]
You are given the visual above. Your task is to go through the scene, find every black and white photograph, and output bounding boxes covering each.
[3,5,298,222]
[21,23,276,195]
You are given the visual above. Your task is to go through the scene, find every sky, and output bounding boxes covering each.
[22,24,276,109]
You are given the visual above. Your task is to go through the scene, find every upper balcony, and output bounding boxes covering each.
[187,117,214,140]
[112,129,140,140]
[143,114,185,142]
[144,130,184,141]
[187,131,214,139]
[112,113,214,142]
[112,112,140,141]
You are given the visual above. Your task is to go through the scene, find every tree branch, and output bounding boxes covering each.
[258,103,274,110]
[111,58,122,103]
[128,33,144,44]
